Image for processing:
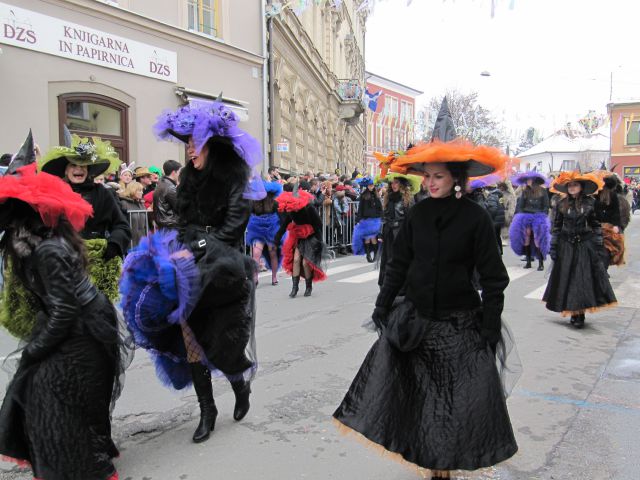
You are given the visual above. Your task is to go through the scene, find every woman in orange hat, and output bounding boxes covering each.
[543,172,616,328]
[334,100,517,479]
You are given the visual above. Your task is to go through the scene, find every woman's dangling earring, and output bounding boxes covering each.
[454,184,462,199]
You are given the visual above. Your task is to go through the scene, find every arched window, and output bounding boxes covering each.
[58,93,129,164]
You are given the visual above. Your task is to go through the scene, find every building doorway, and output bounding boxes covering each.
[58,93,129,164]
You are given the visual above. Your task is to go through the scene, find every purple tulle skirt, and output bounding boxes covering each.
[509,212,551,258]
[352,217,382,255]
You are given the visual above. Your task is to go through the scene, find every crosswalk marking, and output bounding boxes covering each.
[328,262,369,275]
[506,266,533,282]
[338,269,379,284]
[525,284,548,300]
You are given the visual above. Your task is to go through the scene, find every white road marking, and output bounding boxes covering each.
[506,265,534,282]
[328,262,369,275]
[338,270,380,284]
[525,283,548,300]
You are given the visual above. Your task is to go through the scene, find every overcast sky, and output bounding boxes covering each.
[365,0,640,139]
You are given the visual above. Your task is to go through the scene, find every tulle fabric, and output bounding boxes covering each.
[352,218,381,255]
[282,224,328,282]
[509,212,551,258]
[0,164,93,231]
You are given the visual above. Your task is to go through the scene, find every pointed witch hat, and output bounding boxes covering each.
[431,97,457,143]
[7,129,36,175]
[389,97,507,178]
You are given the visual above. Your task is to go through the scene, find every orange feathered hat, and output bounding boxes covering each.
[388,98,507,178]
[550,171,604,196]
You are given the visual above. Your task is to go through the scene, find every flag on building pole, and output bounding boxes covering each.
[364,88,383,112]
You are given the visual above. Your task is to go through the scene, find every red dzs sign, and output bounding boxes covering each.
[0,2,177,82]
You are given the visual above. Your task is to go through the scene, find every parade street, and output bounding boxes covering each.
[0,220,638,480]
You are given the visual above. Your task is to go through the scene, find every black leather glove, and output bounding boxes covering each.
[103,242,121,261]
[480,327,501,355]
[371,306,389,330]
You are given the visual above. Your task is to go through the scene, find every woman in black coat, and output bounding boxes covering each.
[352,178,383,262]
[544,173,617,328]
[334,120,517,478]
[594,176,625,268]
[377,173,416,286]
[0,166,124,480]
[121,102,265,446]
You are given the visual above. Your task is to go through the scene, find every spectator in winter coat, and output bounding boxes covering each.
[153,159,181,229]
[333,186,350,255]
[485,185,506,255]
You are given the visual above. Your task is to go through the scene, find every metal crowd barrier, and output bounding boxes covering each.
[127,200,362,255]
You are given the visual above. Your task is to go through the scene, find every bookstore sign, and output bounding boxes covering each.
[0,2,177,82]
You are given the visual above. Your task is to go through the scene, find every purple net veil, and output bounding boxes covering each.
[153,102,266,201]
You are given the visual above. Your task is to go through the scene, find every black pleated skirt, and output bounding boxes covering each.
[333,309,518,471]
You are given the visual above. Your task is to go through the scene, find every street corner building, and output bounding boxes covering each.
[0,0,267,169]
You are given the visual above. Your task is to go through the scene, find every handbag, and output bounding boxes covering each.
[384,297,428,352]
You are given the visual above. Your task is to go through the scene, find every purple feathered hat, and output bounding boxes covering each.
[468,173,502,191]
[511,171,549,187]
[153,102,266,200]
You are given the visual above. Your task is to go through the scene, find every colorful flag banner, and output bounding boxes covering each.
[364,88,383,112]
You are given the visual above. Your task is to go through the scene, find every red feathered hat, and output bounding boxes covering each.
[0,164,93,231]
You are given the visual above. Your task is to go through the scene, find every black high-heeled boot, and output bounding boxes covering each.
[231,379,251,421]
[303,277,313,297]
[190,363,217,443]
[523,244,532,269]
[365,243,374,263]
[537,252,544,271]
[289,276,300,298]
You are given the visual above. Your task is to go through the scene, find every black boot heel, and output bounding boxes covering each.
[190,364,217,443]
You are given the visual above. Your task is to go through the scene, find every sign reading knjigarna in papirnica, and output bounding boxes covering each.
[0,2,177,82]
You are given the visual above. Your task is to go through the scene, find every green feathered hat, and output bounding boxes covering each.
[39,134,121,178]
[375,172,422,194]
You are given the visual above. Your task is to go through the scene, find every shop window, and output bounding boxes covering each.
[188,0,220,37]
[626,120,640,145]
[58,93,129,164]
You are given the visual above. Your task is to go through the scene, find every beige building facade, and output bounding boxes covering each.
[0,0,266,168]
[268,1,367,175]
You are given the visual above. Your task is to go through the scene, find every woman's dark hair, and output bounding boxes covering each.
[176,136,250,224]
[0,200,88,287]
[598,186,612,205]
[559,190,585,214]
[444,162,469,192]
[523,183,545,199]
[252,192,276,214]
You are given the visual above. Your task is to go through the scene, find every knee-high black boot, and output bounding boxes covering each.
[190,363,217,443]
[523,244,532,269]
[537,251,544,271]
[303,277,313,297]
[289,276,300,298]
[230,379,251,421]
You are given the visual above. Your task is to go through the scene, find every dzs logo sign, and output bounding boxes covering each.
[3,9,36,44]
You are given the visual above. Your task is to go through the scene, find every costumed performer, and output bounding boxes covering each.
[246,179,285,285]
[0,132,128,480]
[121,101,265,444]
[334,99,518,480]
[39,135,131,300]
[274,183,329,298]
[372,153,420,287]
[594,175,625,268]
[352,177,382,263]
[543,172,616,328]
[509,171,551,271]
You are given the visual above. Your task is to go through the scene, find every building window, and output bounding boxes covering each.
[58,93,129,164]
[188,0,219,37]
[626,120,640,145]
[560,160,576,171]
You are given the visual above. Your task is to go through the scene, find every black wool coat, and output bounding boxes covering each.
[71,182,132,256]
[376,195,509,336]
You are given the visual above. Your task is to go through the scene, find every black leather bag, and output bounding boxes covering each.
[384,298,427,352]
